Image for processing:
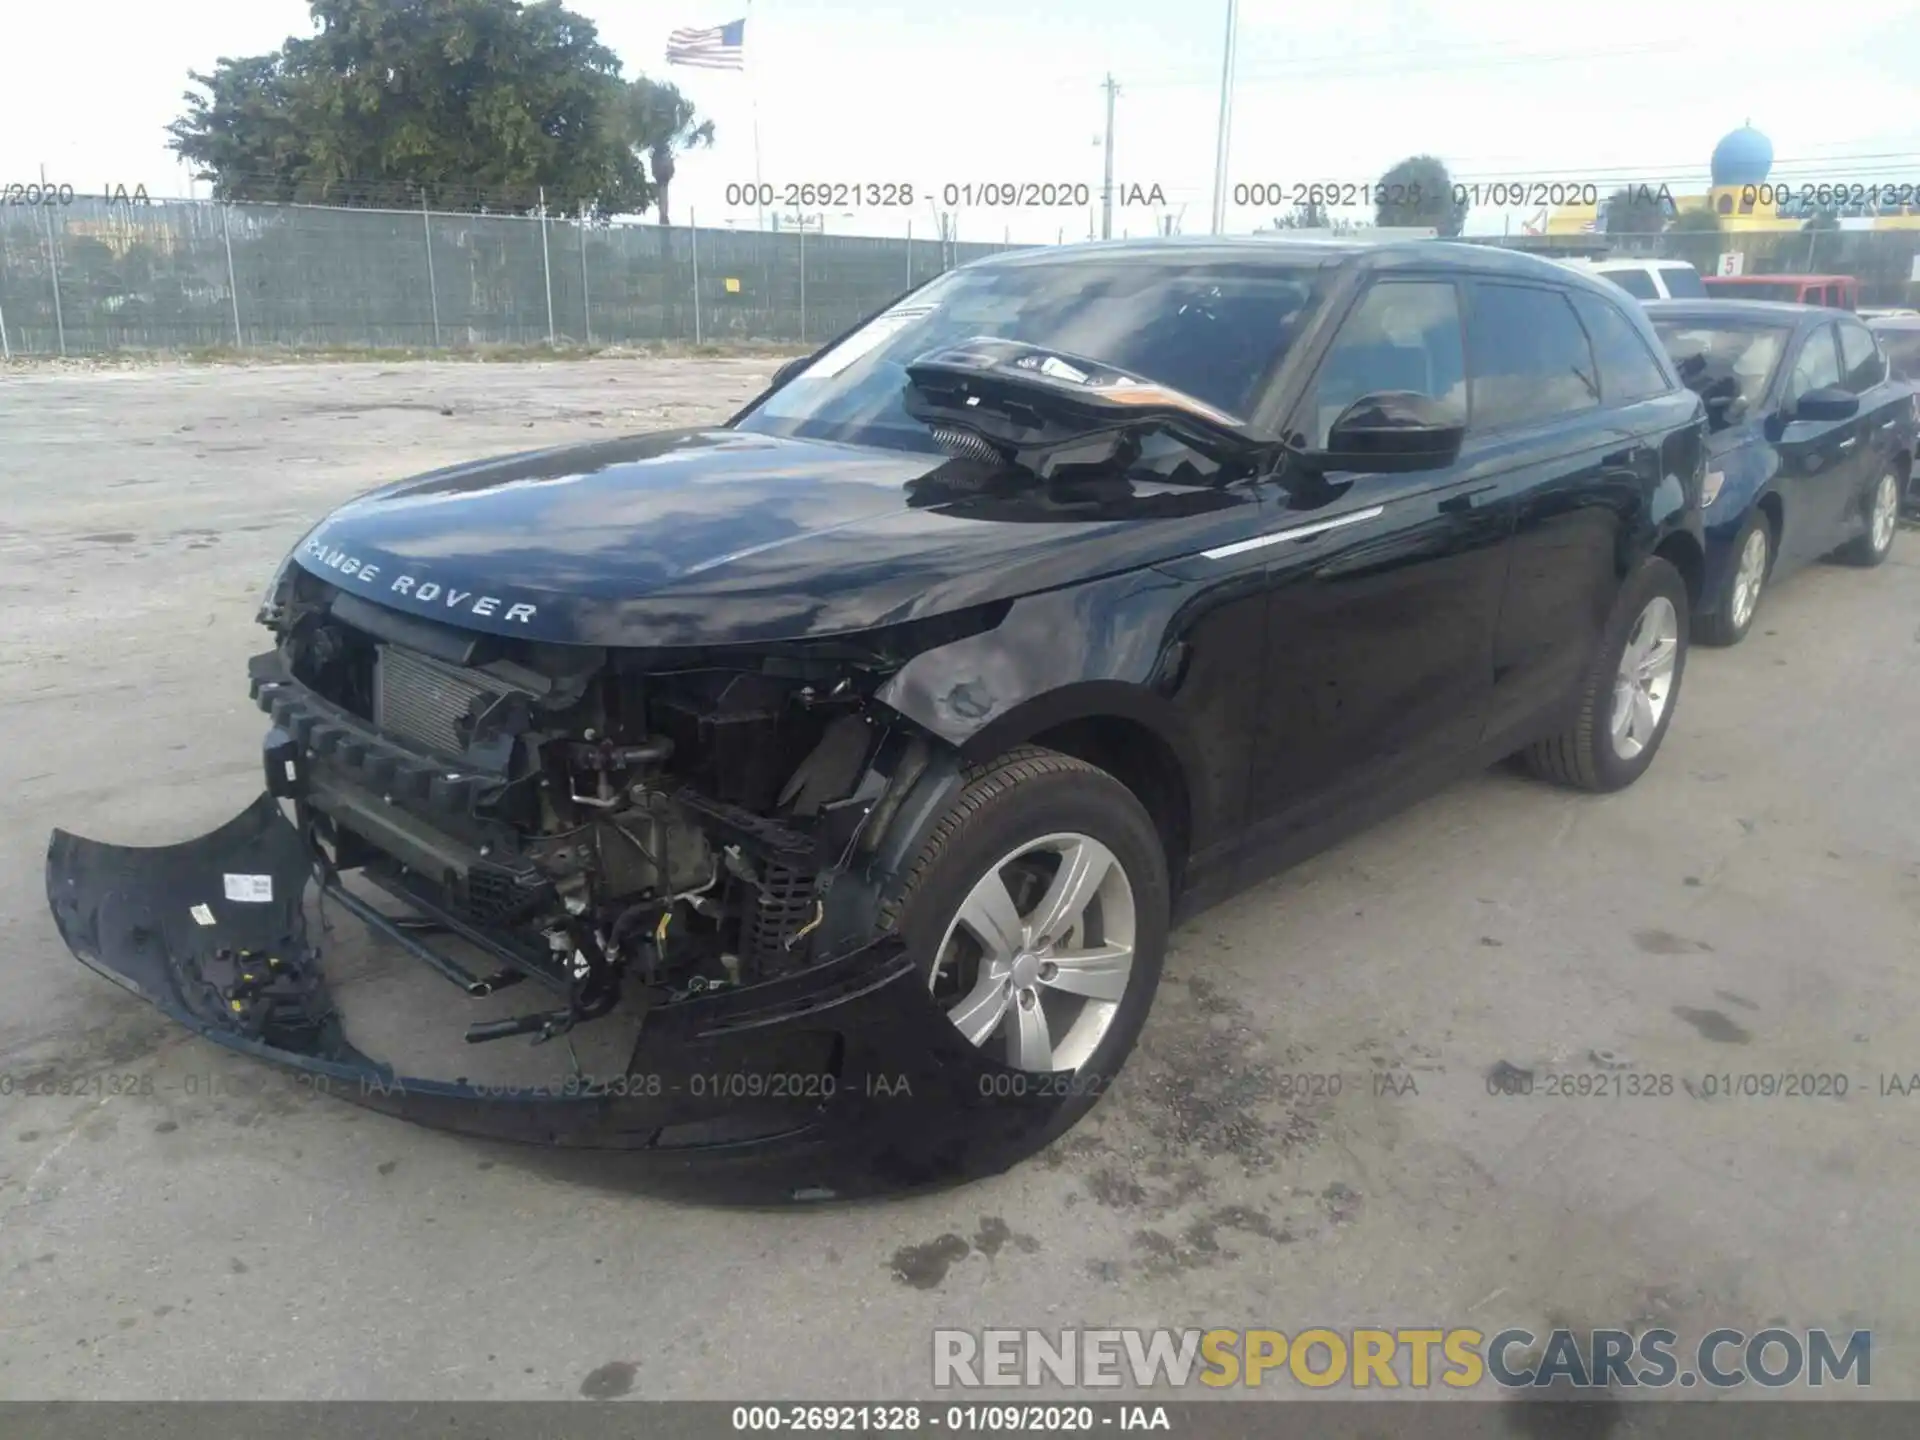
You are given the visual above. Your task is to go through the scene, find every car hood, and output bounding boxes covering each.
[290,428,1258,648]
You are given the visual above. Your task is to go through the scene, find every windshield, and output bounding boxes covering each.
[1876,329,1920,380]
[734,258,1331,453]
[1652,321,1789,424]
[1658,267,1707,298]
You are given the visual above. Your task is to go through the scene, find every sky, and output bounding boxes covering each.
[5,0,1920,243]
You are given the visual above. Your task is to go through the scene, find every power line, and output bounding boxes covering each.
[1124,39,1692,89]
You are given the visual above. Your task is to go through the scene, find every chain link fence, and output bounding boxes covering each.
[0,197,1016,357]
[3,197,1918,359]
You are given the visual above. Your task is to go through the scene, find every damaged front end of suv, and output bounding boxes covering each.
[47,499,1068,1197]
[47,246,1342,1197]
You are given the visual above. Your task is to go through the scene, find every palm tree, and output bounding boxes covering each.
[626,78,714,225]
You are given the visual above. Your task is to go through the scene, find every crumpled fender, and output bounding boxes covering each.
[872,565,1255,873]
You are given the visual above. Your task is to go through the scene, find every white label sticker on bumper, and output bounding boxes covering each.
[223,874,274,903]
[190,904,216,927]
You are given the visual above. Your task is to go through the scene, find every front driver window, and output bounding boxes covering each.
[1838,322,1886,393]
[1786,325,1841,407]
[1303,280,1466,448]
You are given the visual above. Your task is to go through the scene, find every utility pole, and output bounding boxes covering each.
[1100,74,1119,241]
[538,186,556,345]
[1208,0,1239,234]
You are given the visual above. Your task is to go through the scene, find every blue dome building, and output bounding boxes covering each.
[1710,123,1774,187]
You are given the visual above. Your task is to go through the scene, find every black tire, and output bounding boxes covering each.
[877,745,1169,1155]
[1523,556,1690,793]
[1696,511,1771,647]
[1838,467,1901,568]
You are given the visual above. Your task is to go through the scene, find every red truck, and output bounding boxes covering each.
[1702,273,1860,309]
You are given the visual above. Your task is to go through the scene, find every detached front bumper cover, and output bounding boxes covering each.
[46,792,1065,1201]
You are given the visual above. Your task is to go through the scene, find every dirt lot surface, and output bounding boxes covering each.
[2,358,1917,1402]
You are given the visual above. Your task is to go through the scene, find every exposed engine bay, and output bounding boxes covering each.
[253,565,927,1048]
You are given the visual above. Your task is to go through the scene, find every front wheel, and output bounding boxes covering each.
[878,746,1169,1158]
[1523,556,1689,792]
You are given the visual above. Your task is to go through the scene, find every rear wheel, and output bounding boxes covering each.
[1523,556,1689,793]
[1838,469,1900,568]
[1698,512,1771,647]
[879,747,1169,1157]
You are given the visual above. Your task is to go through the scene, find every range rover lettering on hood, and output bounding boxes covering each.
[301,536,538,623]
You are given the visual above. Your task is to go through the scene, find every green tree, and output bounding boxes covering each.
[1268,200,1329,230]
[625,78,714,225]
[1374,155,1467,237]
[1604,185,1671,242]
[167,0,650,215]
[1665,206,1725,274]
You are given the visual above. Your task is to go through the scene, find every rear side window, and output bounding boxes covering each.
[1570,292,1671,404]
[1657,267,1706,298]
[1838,321,1886,392]
[1466,282,1601,430]
[1302,280,1467,447]
[1601,268,1658,300]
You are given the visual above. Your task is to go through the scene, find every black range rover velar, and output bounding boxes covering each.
[47,238,1707,1200]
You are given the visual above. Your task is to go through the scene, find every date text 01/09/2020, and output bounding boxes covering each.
[3,182,153,206]
[729,1405,1167,1432]
[721,182,1170,210]
[1229,181,1615,209]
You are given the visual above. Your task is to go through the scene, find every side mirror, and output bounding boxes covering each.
[1302,391,1465,474]
[1794,385,1859,422]
[770,353,814,390]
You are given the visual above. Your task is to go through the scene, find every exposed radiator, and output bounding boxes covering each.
[373,645,502,756]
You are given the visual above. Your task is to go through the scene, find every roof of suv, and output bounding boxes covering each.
[1643,298,1838,326]
[1702,273,1857,286]
[971,235,1628,292]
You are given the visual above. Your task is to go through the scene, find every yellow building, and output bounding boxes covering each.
[1540,124,1920,236]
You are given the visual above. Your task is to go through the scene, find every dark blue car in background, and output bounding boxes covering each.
[1866,312,1920,513]
[1645,300,1914,645]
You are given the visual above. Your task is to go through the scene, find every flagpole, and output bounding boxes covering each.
[742,0,762,233]
[751,90,764,233]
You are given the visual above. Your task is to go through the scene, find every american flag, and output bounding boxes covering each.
[667,19,746,70]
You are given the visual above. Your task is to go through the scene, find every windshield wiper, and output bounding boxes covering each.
[901,337,1280,483]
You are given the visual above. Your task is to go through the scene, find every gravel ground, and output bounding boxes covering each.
[2,357,1917,1402]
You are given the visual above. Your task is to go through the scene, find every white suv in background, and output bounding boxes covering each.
[1558,258,1707,301]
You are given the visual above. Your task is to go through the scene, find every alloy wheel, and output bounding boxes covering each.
[930,832,1137,1072]
[1872,473,1899,554]
[1610,596,1679,760]
[1730,525,1769,630]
